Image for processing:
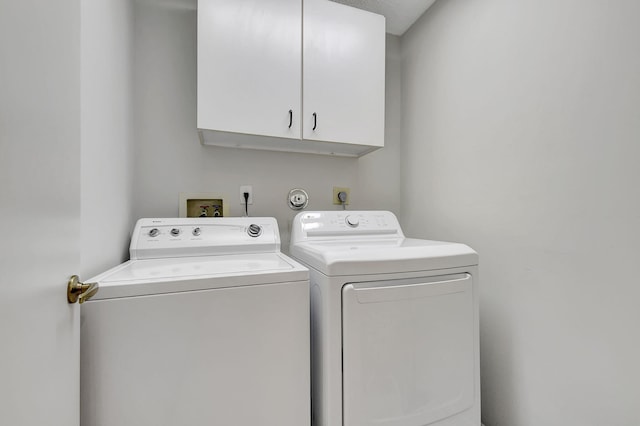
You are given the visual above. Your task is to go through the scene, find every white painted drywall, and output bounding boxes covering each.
[81,0,136,277]
[132,1,401,251]
[401,1,640,425]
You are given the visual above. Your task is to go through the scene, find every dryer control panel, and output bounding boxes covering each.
[130,217,280,260]
[290,211,404,242]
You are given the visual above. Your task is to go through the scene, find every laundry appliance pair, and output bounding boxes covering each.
[81,212,479,426]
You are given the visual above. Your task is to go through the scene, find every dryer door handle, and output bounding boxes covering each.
[346,273,471,304]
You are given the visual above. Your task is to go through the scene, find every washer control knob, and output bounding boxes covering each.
[192,227,202,236]
[148,228,160,237]
[345,215,360,227]
[247,224,262,238]
[170,228,181,237]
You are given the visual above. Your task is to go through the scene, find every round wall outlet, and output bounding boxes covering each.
[288,188,309,210]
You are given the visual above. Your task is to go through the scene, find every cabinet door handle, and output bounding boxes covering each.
[288,109,293,128]
[312,112,317,131]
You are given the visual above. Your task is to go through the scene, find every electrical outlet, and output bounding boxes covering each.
[240,185,253,205]
[333,187,350,205]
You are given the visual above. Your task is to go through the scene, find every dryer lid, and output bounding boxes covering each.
[290,238,477,276]
[289,211,477,276]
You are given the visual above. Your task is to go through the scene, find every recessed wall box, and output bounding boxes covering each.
[179,193,229,218]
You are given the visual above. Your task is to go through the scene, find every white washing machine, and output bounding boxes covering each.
[81,217,310,426]
[290,211,480,426]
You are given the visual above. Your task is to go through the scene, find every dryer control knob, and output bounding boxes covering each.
[170,228,181,237]
[345,215,360,227]
[247,224,262,238]
[148,228,160,237]
[192,227,202,236]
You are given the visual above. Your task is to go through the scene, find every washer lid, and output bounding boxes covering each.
[290,238,477,276]
[87,252,309,300]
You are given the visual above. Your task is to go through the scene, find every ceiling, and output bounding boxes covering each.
[138,0,437,36]
[330,0,437,35]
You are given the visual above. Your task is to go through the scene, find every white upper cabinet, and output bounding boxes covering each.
[303,0,385,149]
[197,0,302,140]
[197,0,385,157]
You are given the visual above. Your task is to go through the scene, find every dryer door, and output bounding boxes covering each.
[342,273,475,426]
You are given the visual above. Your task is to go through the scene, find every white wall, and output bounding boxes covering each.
[401,1,640,425]
[81,0,135,277]
[132,0,401,251]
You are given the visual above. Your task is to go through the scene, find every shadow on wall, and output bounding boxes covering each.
[480,300,518,426]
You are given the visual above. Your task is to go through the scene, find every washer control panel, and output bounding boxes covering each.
[130,218,280,260]
[291,211,404,241]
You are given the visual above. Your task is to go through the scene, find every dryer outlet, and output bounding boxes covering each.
[333,187,350,205]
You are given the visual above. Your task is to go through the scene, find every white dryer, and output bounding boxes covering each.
[290,211,480,426]
[81,217,310,426]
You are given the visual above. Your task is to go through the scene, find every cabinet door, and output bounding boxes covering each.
[198,0,301,139]
[303,0,385,147]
